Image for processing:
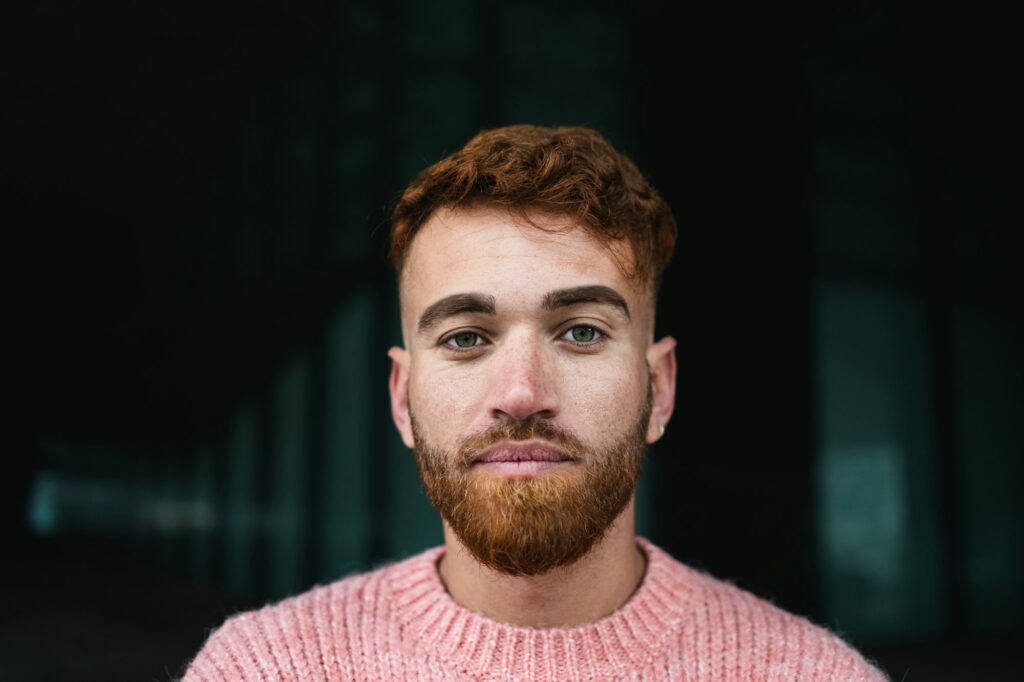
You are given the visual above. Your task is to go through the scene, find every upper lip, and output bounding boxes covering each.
[474,441,573,463]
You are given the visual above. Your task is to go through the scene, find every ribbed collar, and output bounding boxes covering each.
[387,536,695,679]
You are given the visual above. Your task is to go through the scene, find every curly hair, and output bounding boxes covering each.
[389,125,677,291]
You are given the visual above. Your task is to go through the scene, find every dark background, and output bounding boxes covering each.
[5,2,1021,680]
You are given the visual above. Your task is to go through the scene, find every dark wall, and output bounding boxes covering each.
[6,2,1021,680]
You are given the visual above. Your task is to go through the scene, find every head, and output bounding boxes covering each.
[387,125,678,576]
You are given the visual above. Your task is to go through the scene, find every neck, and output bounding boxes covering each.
[436,497,647,628]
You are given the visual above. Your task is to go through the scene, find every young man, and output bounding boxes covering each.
[184,125,887,680]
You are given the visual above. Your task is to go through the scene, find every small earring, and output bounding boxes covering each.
[659,423,665,437]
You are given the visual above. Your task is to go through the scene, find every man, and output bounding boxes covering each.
[184,125,887,680]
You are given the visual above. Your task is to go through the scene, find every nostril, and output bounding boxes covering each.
[490,406,556,423]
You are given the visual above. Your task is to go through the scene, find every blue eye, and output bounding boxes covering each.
[563,325,603,345]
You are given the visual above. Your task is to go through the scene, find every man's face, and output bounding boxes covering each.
[388,206,675,576]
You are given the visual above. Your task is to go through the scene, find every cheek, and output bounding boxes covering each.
[556,356,647,429]
[409,366,484,442]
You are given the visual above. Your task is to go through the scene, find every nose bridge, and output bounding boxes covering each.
[488,326,555,420]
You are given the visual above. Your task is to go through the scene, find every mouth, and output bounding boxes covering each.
[472,441,576,476]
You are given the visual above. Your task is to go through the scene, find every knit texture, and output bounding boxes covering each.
[182,537,887,681]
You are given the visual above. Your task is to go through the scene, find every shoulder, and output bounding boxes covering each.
[181,547,442,682]
[640,539,889,681]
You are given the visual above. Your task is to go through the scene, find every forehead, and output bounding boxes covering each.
[400,206,641,319]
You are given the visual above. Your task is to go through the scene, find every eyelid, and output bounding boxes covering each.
[559,323,608,346]
[440,328,489,352]
[439,323,608,352]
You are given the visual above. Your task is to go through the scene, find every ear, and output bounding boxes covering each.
[388,346,416,448]
[645,336,677,444]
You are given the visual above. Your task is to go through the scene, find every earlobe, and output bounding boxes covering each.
[388,346,416,448]
[645,336,678,444]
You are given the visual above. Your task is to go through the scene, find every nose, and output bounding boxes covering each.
[486,330,558,423]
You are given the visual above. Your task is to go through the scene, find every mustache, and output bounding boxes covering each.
[457,417,588,467]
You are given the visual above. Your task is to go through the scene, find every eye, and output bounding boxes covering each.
[562,325,604,346]
[442,330,485,351]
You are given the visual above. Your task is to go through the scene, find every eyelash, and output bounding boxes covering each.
[440,325,607,353]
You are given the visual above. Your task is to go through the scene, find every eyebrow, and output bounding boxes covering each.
[418,293,497,334]
[416,285,631,336]
[542,285,631,320]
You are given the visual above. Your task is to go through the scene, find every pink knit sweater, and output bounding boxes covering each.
[183,537,887,681]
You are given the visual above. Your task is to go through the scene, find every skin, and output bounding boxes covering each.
[388,205,677,627]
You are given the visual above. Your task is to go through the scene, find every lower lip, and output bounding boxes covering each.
[474,460,573,475]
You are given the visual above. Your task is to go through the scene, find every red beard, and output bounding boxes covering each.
[410,384,651,576]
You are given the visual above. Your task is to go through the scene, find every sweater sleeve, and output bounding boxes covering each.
[794,626,890,682]
[181,613,277,682]
[827,645,890,682]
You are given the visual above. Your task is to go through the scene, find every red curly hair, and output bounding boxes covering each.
[389,124,677,291]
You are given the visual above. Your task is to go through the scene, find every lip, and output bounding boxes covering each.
[473,441,574,464]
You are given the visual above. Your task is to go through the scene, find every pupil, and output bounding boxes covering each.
[455,333,476,347]
[572,326,595,342]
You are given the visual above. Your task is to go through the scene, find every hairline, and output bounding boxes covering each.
[396,203,659,293]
